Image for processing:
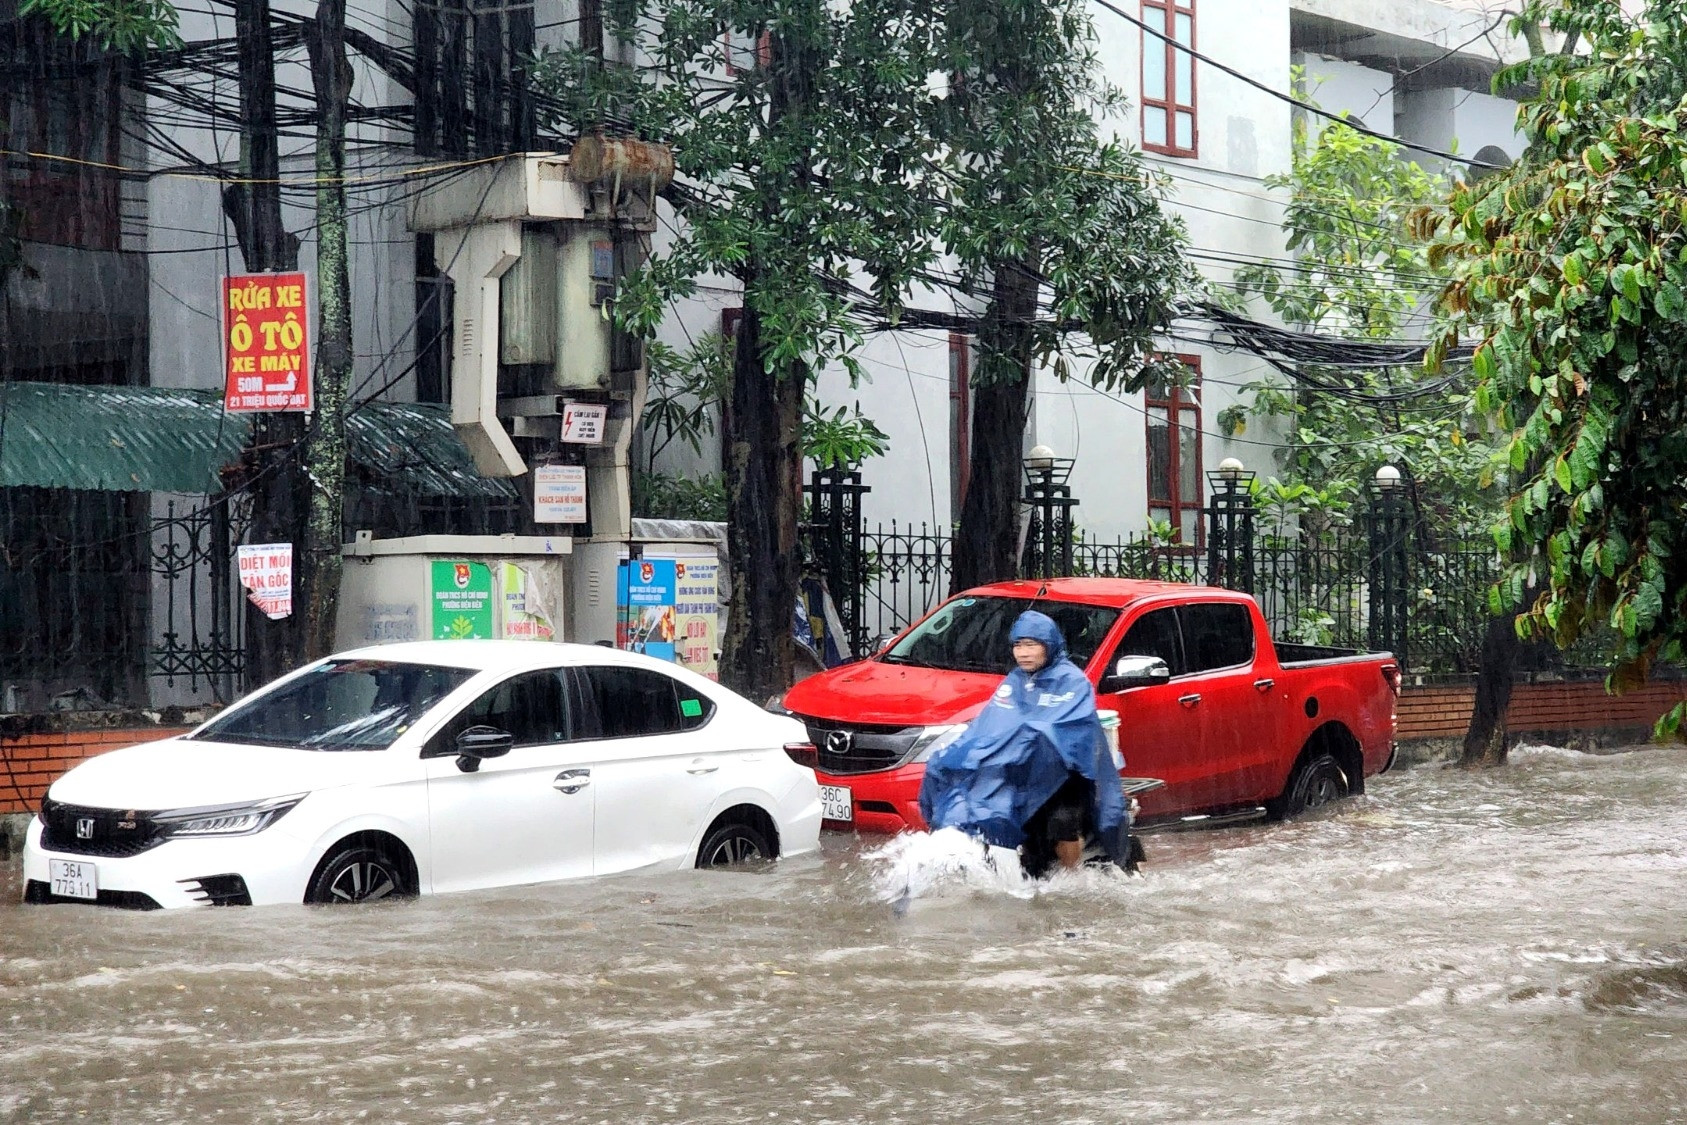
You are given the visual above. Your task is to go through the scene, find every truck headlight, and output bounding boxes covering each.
[909,724,967,764]
[153,794,305,839]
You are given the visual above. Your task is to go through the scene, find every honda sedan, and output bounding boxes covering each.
[22,641,822,908]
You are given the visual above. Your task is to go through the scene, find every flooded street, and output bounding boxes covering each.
[4,744,1687,1123]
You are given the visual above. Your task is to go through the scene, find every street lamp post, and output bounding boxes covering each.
[1021,444,1077,580]
[1204,457,1257,592]
[1367,463,1411,667]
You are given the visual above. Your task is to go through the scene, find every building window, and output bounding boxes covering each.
[412,0,537,156]
[1145,357,1202,545]
[948,332,973,519]
[723,27,772,75]
[414,234,453,404]
[1141,0,1196,158]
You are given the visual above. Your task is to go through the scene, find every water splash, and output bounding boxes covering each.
[863,828,1036,911]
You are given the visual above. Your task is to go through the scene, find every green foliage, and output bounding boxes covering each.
[19,0,181,51]
[641,334,730,472]
[1428,0,1687,717]
[803,399,888,470]
[936,0,1195,393]
[641,332,887,471]
[632,470,729,523]
[1233,82,1497,533]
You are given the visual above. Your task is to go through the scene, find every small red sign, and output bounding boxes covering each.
[222,272,312,413]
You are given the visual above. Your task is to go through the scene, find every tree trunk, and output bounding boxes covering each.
[1461,609,1520,767]
[950,249,1040,593]
[716,14,814,702]
[300,0,355,662]
[719,299,803,703]
[228,0,307,687]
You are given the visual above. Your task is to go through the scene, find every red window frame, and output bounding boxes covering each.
[723,27,772,75]
[1140,0,1197,158]
[948,332,973,518]
[1145,356,1203,546]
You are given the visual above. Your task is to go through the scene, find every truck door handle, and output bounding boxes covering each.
[1253,678,1275,692]
[1177,693,1202,708]
[553,769,591,794]
[685,759,719,775]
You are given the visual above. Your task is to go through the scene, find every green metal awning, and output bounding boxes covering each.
[346,401,520,500]
[0,382,250,493]
[0,381,517,499]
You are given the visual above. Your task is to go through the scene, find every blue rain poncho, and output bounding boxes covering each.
[917,610,1129,866]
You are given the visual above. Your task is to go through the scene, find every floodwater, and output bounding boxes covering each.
[4,745,1687,1124]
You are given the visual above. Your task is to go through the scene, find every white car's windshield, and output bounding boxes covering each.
[880,596,1120,674]
[188,659,476,751]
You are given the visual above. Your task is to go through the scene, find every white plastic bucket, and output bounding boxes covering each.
[1097,708,1123,769]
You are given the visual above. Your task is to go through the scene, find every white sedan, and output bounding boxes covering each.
[22,641,822,908]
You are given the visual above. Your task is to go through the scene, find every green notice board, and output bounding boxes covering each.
[430,560,494,639]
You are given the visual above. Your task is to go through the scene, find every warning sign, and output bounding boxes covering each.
[222,272,312,413]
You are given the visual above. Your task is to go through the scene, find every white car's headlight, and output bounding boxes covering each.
[909,724,967,764]
[153,794,306,839]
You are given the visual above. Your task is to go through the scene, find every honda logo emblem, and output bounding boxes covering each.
[75,817,95,840]
[824,730,853,756]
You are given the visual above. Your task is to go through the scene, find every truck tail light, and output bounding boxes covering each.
[1380,663,1401,697]
[784,742,818,769]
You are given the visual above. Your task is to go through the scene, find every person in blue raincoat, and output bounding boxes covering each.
[917,610,1131,874]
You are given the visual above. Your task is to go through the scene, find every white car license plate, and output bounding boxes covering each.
[49,858,98,900]
[820,785,853,822]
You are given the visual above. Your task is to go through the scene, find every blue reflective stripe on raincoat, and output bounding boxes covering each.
[917,610,1129,864]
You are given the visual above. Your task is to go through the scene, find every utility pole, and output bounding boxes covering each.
[301,0,354,660]
[227,0,308,685]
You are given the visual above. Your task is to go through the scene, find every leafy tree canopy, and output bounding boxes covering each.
[19,0,181,52]
[1233,87,1495,533]
[936,0,1195,393]
[1427,0,1687,722]
[533,0,946,389]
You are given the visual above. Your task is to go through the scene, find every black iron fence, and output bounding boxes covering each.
[1,481,525,713]
[791,461,1550,676]
[842,519,1504,676]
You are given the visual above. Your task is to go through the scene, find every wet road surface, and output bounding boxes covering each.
[4,743,1687,1123]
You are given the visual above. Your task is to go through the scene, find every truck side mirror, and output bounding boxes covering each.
[454,724,514,773]
[1099,655,1171,694]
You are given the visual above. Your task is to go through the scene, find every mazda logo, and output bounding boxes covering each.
[824,730,853,756]
[75,817,95,840]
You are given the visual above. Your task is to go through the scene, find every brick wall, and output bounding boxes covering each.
[1397,680,1687,742]
[0,729,189,816]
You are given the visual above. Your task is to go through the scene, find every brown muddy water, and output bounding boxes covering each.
[3,743,1687,1124]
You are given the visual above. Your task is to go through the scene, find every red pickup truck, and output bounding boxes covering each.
[780,578,1399,832]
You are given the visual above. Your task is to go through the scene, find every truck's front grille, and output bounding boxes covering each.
[796,718,921,775]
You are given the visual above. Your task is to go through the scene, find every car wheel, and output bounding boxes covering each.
[695,821,772,868]
[306,843,412,904]
[1270,752,1350,820]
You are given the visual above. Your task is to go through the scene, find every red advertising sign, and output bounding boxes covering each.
[222,272,312,413]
